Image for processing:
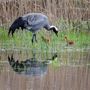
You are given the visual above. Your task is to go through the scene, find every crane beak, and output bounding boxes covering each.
[55,31,58,37]
[53,29,58,37]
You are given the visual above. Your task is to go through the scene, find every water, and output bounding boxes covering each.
[0,49,90,90]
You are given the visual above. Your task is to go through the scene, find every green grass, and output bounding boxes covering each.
[0,20,90,51]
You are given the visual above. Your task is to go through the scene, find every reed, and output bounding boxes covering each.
[0,0,90,26]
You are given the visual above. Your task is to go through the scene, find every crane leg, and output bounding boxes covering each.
[34,34,37,42]
[32,36,34,44]
[32,33,37,44]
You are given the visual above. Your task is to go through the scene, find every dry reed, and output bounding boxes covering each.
[0,0,90,27]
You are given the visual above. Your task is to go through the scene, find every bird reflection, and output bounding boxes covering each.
[8,53,57,76]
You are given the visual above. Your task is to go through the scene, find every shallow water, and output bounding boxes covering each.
[0,49,90,90]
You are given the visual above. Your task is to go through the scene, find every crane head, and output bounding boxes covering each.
[50,26,58,37]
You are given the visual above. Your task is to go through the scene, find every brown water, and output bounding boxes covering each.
[0,49,90,90]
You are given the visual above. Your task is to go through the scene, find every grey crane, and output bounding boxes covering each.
[8,13,58,43]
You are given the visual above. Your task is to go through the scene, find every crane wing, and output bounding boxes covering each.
[27,15,46,26]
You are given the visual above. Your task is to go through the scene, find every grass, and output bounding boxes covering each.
[0,20,90,52]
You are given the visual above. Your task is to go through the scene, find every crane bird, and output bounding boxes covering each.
[8,13,58,43]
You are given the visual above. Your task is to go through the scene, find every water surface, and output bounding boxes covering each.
[0,49,90,90]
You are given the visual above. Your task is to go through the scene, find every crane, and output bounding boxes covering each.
[8,13,58,43]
